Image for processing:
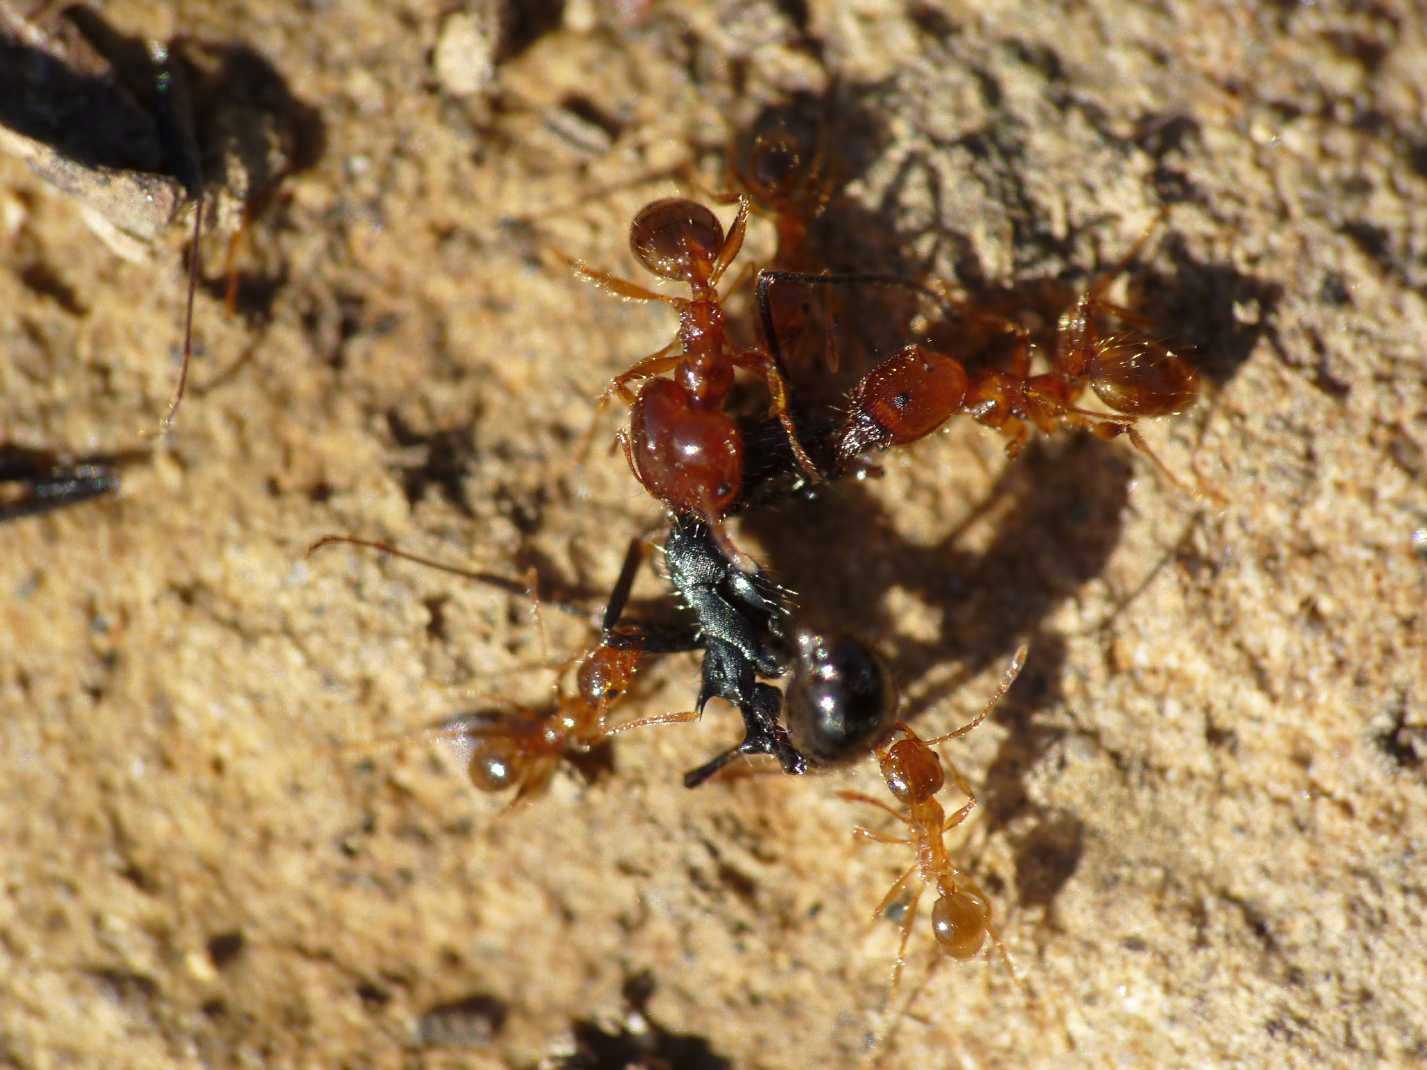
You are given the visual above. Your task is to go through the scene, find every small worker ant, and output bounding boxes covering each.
[761,213,1209,494]
[837,645,1029,1017]
[310,534,707,806]
[568,195,823,557]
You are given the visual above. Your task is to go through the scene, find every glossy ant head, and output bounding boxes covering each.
[730,99,824,218]
[629,199,726,284]
[877,727,948,804]
[784,632,897,765]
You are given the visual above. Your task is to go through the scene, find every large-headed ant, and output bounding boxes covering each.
[837,647,1029,1023]
[569,196,823,560]
[760,213,1210,494]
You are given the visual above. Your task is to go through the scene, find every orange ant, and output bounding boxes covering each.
[310,534,699,806]
[567,196,823,557]
[762,212,1211,495]
[837,645,1029,1028]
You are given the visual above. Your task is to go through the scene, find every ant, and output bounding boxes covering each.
[311,533,702,806]
[760,212,1210,494]
[568,195,824,560]
[722,95,846,380]
[837,645,1029,1021]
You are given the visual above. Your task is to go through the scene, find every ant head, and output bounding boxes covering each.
[878,730,945,803]
[785,632,897,764]
[630,199,725,283]
[733,101,822,211]
[931,885,991,960]
[575,645,640,708]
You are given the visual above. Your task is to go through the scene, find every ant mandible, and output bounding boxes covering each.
[568,196,823,557]
[311,534,699,807]
[837,645,1029,1004]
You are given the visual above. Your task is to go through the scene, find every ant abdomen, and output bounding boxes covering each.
[836,345,968,460]
[630,199,725,283]
[1087,335,1199,417]
[467,737,524,793]
[932,887,991,960]
[784,632,898,764]
[629,378,742,518]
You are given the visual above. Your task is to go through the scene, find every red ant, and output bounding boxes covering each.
[309,534,698,807]
[762,213,1211,495]
[837,645,1030,1040]
[722,96,844,379]
[567,195,823,559]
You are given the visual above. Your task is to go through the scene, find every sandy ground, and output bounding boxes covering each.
[2,1,1425,1068]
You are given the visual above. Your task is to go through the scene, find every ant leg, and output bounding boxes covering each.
[573,340,682,464]
[922,277,1035,377]
[720,259,760,303]
[872,864,920,920]
[923,643,1029,746]
[708,194,750,286]
[600,535,651,633]
[732,349,822,481]
[570,342,684,480]
[852,827,913,846]
[675,158,741,205]
[504,756,558,812]
[604,344,685,402]
[1086,206,1170,302]
[836,790,912,827]
[887,884,925,1004]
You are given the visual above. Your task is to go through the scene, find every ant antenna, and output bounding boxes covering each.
[306,534,589,620]
[157,197,203,433]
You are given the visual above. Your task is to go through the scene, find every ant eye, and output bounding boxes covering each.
[932,890,990,960]
[785,633,897,764]
[629,199,725,282]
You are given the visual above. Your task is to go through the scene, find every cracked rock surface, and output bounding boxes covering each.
[2,1,1424,1067]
